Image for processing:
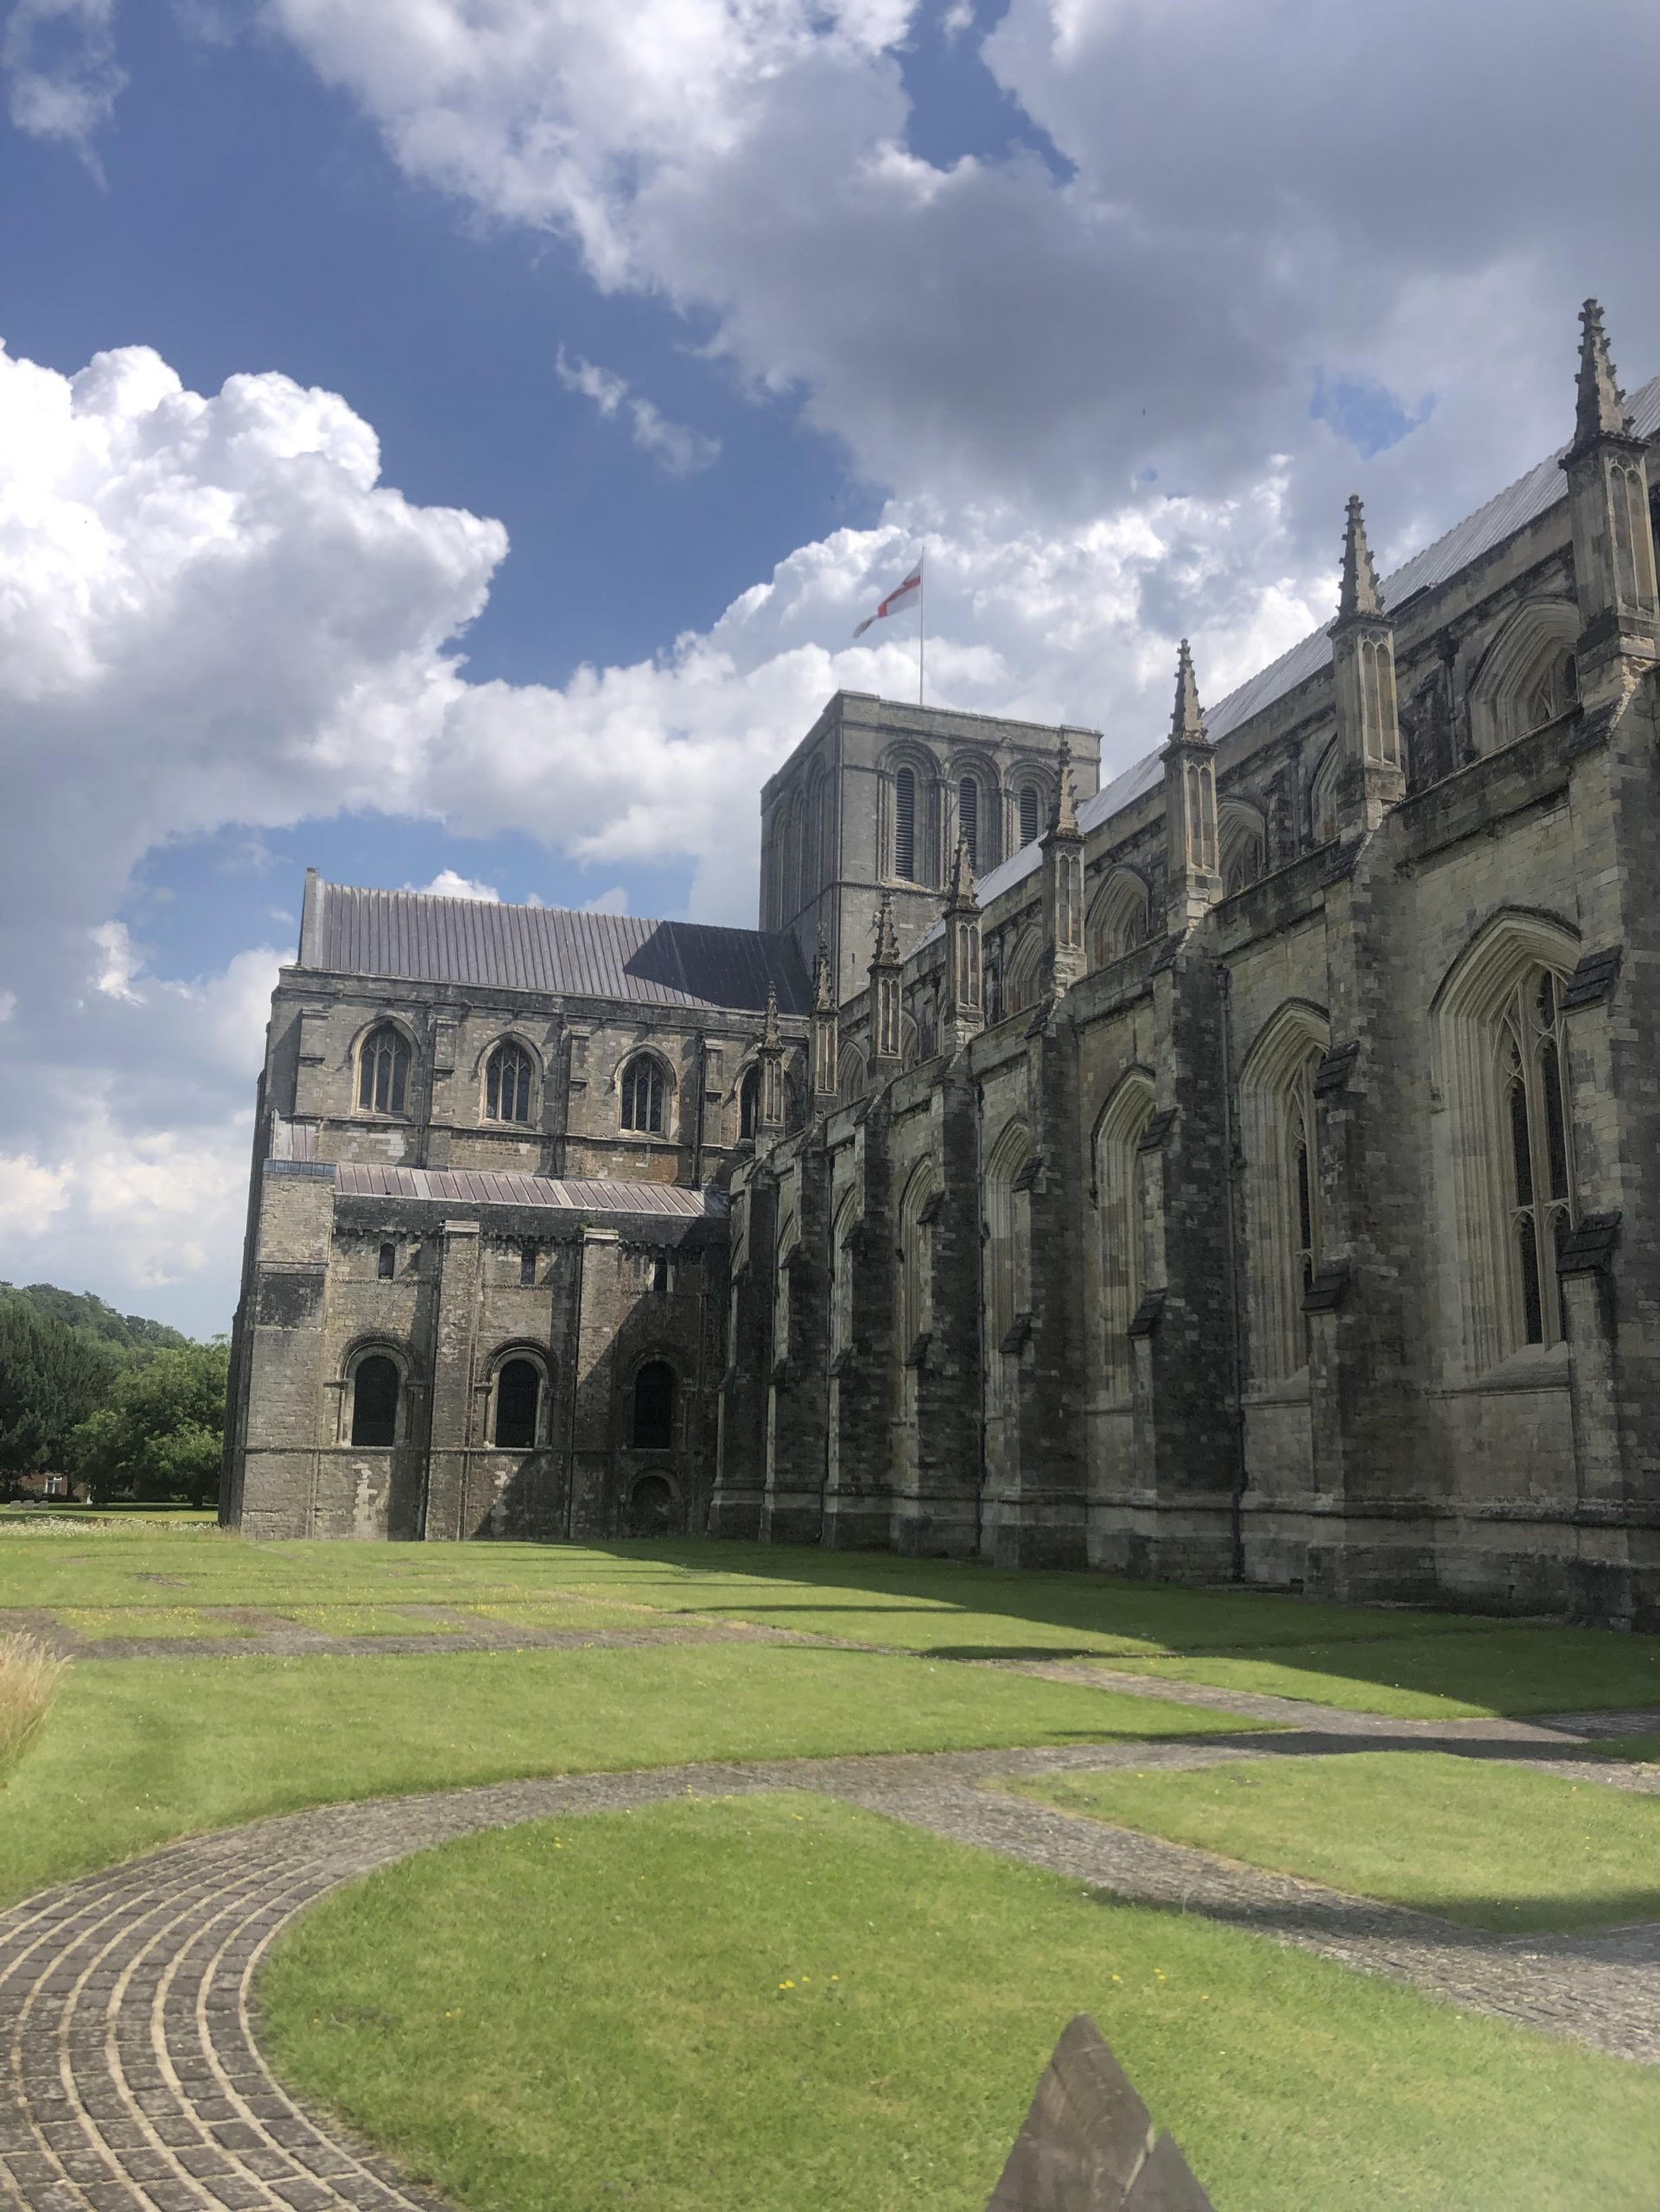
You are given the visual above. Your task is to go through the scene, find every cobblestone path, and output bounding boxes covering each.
[4,1719,1660,2211]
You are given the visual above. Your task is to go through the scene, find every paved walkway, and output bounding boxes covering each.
[4,1710,1660,2212]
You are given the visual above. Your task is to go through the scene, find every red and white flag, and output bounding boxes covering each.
[853,556,922,638]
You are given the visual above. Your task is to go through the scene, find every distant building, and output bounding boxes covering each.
[225,304,1660,1627]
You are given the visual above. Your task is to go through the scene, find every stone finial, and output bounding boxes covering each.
[1575,298,1631,448]
[944,831,979,915]
[1338,494,1384,621]
[1047,734,1081,840]
[760,981,782,1052]
[811,933,834,1013]
[1168,639,1209,748]
[872,887,900,967]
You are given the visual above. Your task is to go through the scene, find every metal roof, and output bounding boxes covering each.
[312,882,813,1015]
[333,1163,727,1217]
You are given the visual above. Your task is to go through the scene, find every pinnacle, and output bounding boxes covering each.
[1575,298,1631,444]
[945,831,979,912]
[871,888,900,966]
[1338,493,1384,621]
[1168,639,1209,747]
[811,933,835,1012]
[761,981,782,1051]
[1047,734,1081,840]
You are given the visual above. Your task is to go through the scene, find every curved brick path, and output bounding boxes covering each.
[4,1722,1660,2211]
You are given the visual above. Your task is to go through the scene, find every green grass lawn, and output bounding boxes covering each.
[0,1643,1238,1909]
[259,1793,1660,2212]
[1009,1752,1660,1933]
[56,1605,262,1640]
[5,1528,1658,1717]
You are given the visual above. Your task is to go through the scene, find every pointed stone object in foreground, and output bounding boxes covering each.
[1574,296,1631,448]
[1337,493,1383,622]
[985,2015,1214,2212]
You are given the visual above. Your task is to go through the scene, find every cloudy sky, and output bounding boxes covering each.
[1,0,1656,1336]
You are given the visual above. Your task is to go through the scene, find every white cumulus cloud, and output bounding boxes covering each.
[555,346,720,475]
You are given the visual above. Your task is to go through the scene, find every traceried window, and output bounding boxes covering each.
[983,1122,1032,1371]
[898,1166,936,1351]
[1019,782,1040,848]
[1093,1077,1156,1402]
[358,1025,410,1116]
[1524,651,1577,733]
[1497,968,1575,1345]
[487,1039,534,1123]
[620,1055,667,1135]
[1088,872,1151,969]
[894,766,917,880]
[633,1360,675,1449]
[1239,1008,1329,1384]
[1219,809,1267,899]
[493,1357,541,1448]
[350,1354,399,1446]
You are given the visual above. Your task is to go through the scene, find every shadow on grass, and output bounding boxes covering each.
[1083,1883,1660,1945]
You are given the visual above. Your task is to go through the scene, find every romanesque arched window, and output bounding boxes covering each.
[1219,804,1267,898]
[486,1039,534,1123]
[1019,782,1041,848]
[349,1351,401,1446]
[1093,1073,1157,1402]
[958,774,981,869]
[633,1360,676,1450]
[1434,915,1580,1370]
[493,1356,543,1449]
[1239,1004,1330,1382]
[357,1024,410,1116]
[894,766,917,881]
[1087,870,1151,969]
[620,1054,668,1135]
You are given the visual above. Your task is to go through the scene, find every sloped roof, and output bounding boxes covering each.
[333,1164,726,1217]
[309,881,812,1015]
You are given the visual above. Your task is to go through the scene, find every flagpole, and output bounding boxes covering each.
[919,551,925,707]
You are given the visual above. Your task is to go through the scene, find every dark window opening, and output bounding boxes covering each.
[740,1065,760,1141]
[359,1026,410,1116]
[519,1243,537,1287]
[959,777,978,869]
[377,1243,395,1281]
[633,1360,676,1450]
[487,1040,534,1123]
[621,1057,666,1135]
[894,766,916,880]
[652,1255,671,1297]
[351,1355,399,1447]
[1019,784,1040,848]
[493,1357,540,1449]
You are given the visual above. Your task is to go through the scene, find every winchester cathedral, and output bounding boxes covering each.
[224,305,1660,1629]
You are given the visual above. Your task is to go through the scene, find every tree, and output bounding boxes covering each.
[69,1341,230,1508]
[0,1296,119,1496]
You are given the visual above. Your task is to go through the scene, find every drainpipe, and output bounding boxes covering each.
[563,1231,585,1541]
[1217,966,1248,1581]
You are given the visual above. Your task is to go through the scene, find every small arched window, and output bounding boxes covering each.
[358,1025,410,1116]
[631,1472,676,1535]
[620,1055,667,1135]
[894,766,917,880]
[350,1354,399,1447]
[1019,783,1040,848]
[493,1357,541,1449]
[633,1360,675,1450]
[740,1065,760,1141]
[958,776,980,869]
[487,1039,534,1123]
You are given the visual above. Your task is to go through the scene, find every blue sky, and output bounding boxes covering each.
[0,0,1655,1332]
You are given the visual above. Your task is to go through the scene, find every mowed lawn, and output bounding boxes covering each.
[259,1794,1660,2212]
[6,1522,1660,1717]
[1012,1751,1660,1934]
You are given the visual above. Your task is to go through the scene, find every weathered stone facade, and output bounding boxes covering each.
[229,305,1660,1624]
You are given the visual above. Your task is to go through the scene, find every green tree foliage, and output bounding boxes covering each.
[0,1296,120,1491]
[70,1342,230,1508]
[0,1281,190,1357]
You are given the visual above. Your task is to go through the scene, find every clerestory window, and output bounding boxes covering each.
[358,1025,410,1117]
[487,1039,534,1123]
[620,1055,667,1135]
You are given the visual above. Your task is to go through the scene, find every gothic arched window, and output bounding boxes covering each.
[1219,806,1267,898]
[1239,1007,1330,1382]
[899,1165,936,1351]
[983,1121,1033,1375]
[493,1357,542,1448]
[1497,969,1574,1346]
[894,766,917,880]
[1093,1074,1156,1403]
[486,1039,534,1123]
[739,1064,760,1141]
[350,1353,400,1446]
[1087,871,1151,969]
[620,1055,667,1135]
[357,1025,410,1116]
[633,1361,676,1450]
